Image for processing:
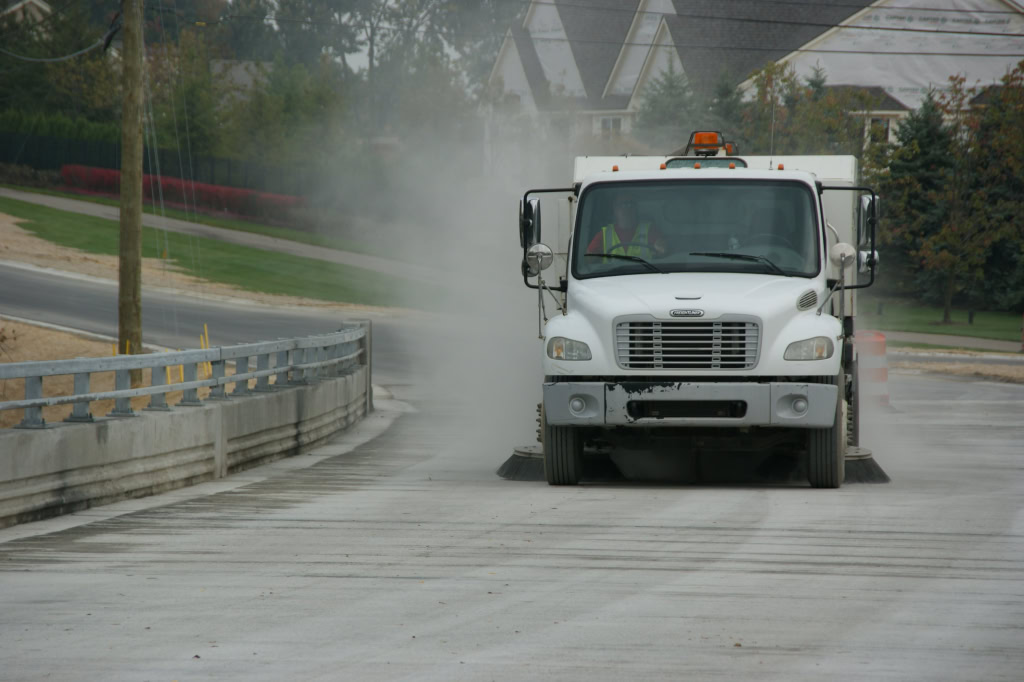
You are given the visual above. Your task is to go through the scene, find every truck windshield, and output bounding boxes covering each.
[573,180,819,279]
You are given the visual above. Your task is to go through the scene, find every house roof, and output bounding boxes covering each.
[970,85,1004,106]
[555,0,639,106]
[495,0,883,113]
[664,0,876,94]
[510,23,551,109]
[1,0,52,16]
[824,85,910,112]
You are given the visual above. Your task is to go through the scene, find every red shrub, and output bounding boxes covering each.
[60,165,303,222]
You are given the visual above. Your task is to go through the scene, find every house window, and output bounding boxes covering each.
[600,116,622,139]
[869,117,891,143]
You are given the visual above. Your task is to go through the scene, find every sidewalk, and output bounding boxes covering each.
[0,187,439,283]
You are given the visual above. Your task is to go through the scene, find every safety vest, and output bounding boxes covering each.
[601,223,651,257]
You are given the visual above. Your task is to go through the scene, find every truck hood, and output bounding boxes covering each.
[569,272,823,321]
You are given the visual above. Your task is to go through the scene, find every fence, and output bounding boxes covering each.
[0,325,371,427]
[0,131,314,196]
[0,324,373,528]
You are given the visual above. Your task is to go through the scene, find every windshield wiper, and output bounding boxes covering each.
[584,252,665,273]
[689,251,786,276]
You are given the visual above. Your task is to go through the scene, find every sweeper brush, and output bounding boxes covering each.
[844,446,891,483]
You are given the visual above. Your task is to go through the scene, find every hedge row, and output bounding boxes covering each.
[0,162,61,189]
[0,110,120,143]
[60,165,303,222]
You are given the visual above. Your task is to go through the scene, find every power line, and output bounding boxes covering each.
[0,38,106,63]
[495,0,1024,18]
[218,13,1024,58]
[220,2,1024,40]
[514,3,1024,40]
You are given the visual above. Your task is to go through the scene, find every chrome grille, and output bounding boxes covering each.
[615,319,760,370]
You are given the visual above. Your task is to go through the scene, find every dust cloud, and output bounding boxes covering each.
[312,116,582,475]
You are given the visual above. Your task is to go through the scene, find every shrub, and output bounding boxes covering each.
[0,163,61,188]
[59,164,303,222]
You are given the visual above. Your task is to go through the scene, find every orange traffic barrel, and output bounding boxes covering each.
[855,330,889,405]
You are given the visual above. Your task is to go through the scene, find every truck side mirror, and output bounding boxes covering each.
[520,198,542,248]
[524,243,553,277]
[829,242,856,269]
[859,195,879,246]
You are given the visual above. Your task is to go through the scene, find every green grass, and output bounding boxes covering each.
[0,184,393,260]
[0,196,441,309]
[886,341,1021,353]
[859,295,1021,342]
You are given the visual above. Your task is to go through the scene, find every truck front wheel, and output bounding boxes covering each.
[543,407,583,485]
[807,373,846,489]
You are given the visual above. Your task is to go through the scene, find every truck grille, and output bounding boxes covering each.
[615,319,760,370]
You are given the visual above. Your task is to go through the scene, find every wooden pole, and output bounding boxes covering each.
[119,0,144,384]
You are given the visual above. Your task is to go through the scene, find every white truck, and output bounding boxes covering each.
[519,132,878,487]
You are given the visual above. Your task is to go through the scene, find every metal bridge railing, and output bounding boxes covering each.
[0,323,371,429]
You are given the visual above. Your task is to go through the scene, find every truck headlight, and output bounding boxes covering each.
[784,336,834,361]
[547,337,592,361]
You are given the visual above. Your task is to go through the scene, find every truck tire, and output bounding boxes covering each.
[807,373,845,489]
[543,406,583,485]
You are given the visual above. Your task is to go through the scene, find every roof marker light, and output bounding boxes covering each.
[660,163,667,170]
[778,163,785,170]
[694,162,701,169]
[729,162,736,169]
[612,165,619,172]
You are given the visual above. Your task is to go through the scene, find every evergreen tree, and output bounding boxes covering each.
[633,61,696,150]
[877,92,951,285]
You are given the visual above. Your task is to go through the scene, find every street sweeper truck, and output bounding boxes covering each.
[518,131,879,487]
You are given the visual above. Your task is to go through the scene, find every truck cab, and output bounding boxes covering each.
[520,132,878,487]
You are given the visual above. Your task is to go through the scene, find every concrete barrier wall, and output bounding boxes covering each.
[0,367,368,528]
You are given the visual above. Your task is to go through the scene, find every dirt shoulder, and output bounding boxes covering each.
[890,358,1024,384]
[0,319,242,428]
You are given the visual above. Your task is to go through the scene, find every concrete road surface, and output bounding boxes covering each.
[1,371,1022,681]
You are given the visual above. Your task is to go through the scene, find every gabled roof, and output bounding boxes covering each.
[970,85,1004,106]
[493,0,885,113]
[1,0,52,17]
[510,23,551,109]
[825,85,910,112]
[555,0,640,105]
[664,0,876,94]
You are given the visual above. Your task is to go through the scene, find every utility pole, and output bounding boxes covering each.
[119,0,143,382]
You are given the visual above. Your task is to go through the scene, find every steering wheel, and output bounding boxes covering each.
[744,232,799,251]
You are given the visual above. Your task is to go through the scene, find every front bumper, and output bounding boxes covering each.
[544,380,837,428]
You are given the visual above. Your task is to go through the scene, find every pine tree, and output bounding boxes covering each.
[634,60,696,150]
[877,92,952,300]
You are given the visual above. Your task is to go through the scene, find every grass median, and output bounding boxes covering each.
[0,184,392,261]
[858,295,1021,343]
[0,196,439,309]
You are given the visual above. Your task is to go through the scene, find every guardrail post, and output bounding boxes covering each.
[208,360,228,400]
[358,320,373,414]
[16,375,46,428]
[65,372,94,422]
[302,347,316,384]
[107,369,136,417]
[274,350,290,387]
[232,357,250,396]
[178,363,203,406]
[255,354,272,392]
[146,365,170,411]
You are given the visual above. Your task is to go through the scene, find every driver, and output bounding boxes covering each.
[586,194,665,258]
